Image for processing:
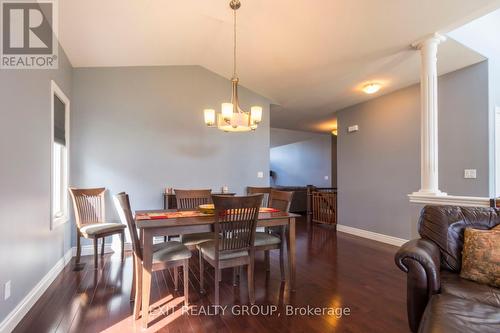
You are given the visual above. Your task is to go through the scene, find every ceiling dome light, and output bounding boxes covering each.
[362,83,382,94]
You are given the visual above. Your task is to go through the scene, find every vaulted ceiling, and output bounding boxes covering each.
[59,0,500,132]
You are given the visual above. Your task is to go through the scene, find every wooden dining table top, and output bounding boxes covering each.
[135,209,300,229]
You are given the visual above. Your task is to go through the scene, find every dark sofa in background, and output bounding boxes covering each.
[395,205,500,333]
[273,186,307,213]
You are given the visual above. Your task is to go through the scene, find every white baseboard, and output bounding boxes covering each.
[337,224,408,247]
[0,249,73,333]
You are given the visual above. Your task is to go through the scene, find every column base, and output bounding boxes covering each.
[411,190,447,197]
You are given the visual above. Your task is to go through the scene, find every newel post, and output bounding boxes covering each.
[306,185,314,228]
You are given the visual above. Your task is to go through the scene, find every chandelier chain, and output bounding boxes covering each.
[233,8,237,78]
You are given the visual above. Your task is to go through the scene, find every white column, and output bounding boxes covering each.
[412,33,446,196]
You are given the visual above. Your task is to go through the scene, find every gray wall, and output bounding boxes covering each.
[337,61,489,239]
[270,128,332,187]
[71,66,271,245]
[439,62,490,196]
[0,46,73,321]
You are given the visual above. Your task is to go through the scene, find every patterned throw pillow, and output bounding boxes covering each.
[460,226,500,288]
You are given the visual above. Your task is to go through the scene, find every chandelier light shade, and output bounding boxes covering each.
[203,109,216,126]
[221,103,234,121]
[250,106,263,124]
[203,0,262,132]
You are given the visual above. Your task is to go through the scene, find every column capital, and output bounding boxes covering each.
[411,33,447,50]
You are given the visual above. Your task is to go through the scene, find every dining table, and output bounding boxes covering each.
[134,208,299,328]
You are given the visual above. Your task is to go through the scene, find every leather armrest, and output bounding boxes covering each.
[395,239,441,292]
[394,239,441,333]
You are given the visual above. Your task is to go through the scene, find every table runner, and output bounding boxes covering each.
[136,207,280,220]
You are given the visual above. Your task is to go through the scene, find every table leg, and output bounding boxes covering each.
[287,217,296,292]
[141,229,153,329]
[133,255,142,320]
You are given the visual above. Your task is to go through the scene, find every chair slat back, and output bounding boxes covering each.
[69,187,106,228]
[246,186,272,207]
[114,192,142,260]
[269,189,294,213]
[175,189,212,209]
[212,194,263,257]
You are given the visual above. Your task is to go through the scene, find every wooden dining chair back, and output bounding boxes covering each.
[69,187,126,269]
[246,186,271,207]
[172,189,213,244]
[114,192,142,261]
[212,194,263,256]
[174,189,212,209]
[69,187,106,228]
[269,189,294,213]
[198,194,263,307]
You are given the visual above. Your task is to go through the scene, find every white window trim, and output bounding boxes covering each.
[495,106,500,197]
[50,80,70,229]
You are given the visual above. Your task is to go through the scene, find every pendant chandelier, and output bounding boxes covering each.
[203,0,262,132]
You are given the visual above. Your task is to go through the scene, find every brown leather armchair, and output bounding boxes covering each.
[395,205,500,333]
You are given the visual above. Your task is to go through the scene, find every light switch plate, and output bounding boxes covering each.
[347,125,359,133]
[4,281,11,300]
[257,171,264,178]
[324,176,329,180]
[464,169,477,179]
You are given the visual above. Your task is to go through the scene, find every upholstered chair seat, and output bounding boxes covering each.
[197,240,249,261]
[254,232,281,247]
[153,241,192,263]
[180,232,215,247]
[79,222,126,237]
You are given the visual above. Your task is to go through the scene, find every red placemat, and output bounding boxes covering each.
[136,207,280,220]
[136,211,209,220]
[259,207,280,213]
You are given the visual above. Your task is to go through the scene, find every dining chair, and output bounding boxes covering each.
[113,192,191,322]
[69,187,126,269]
[197,194,263,307]
[255,189,294,281]
[246,186,272,207]
[175,189,215,249]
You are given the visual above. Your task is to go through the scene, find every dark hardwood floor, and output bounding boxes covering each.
[13,218,409,333]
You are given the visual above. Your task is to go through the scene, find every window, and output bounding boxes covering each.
[51,81,70,228]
